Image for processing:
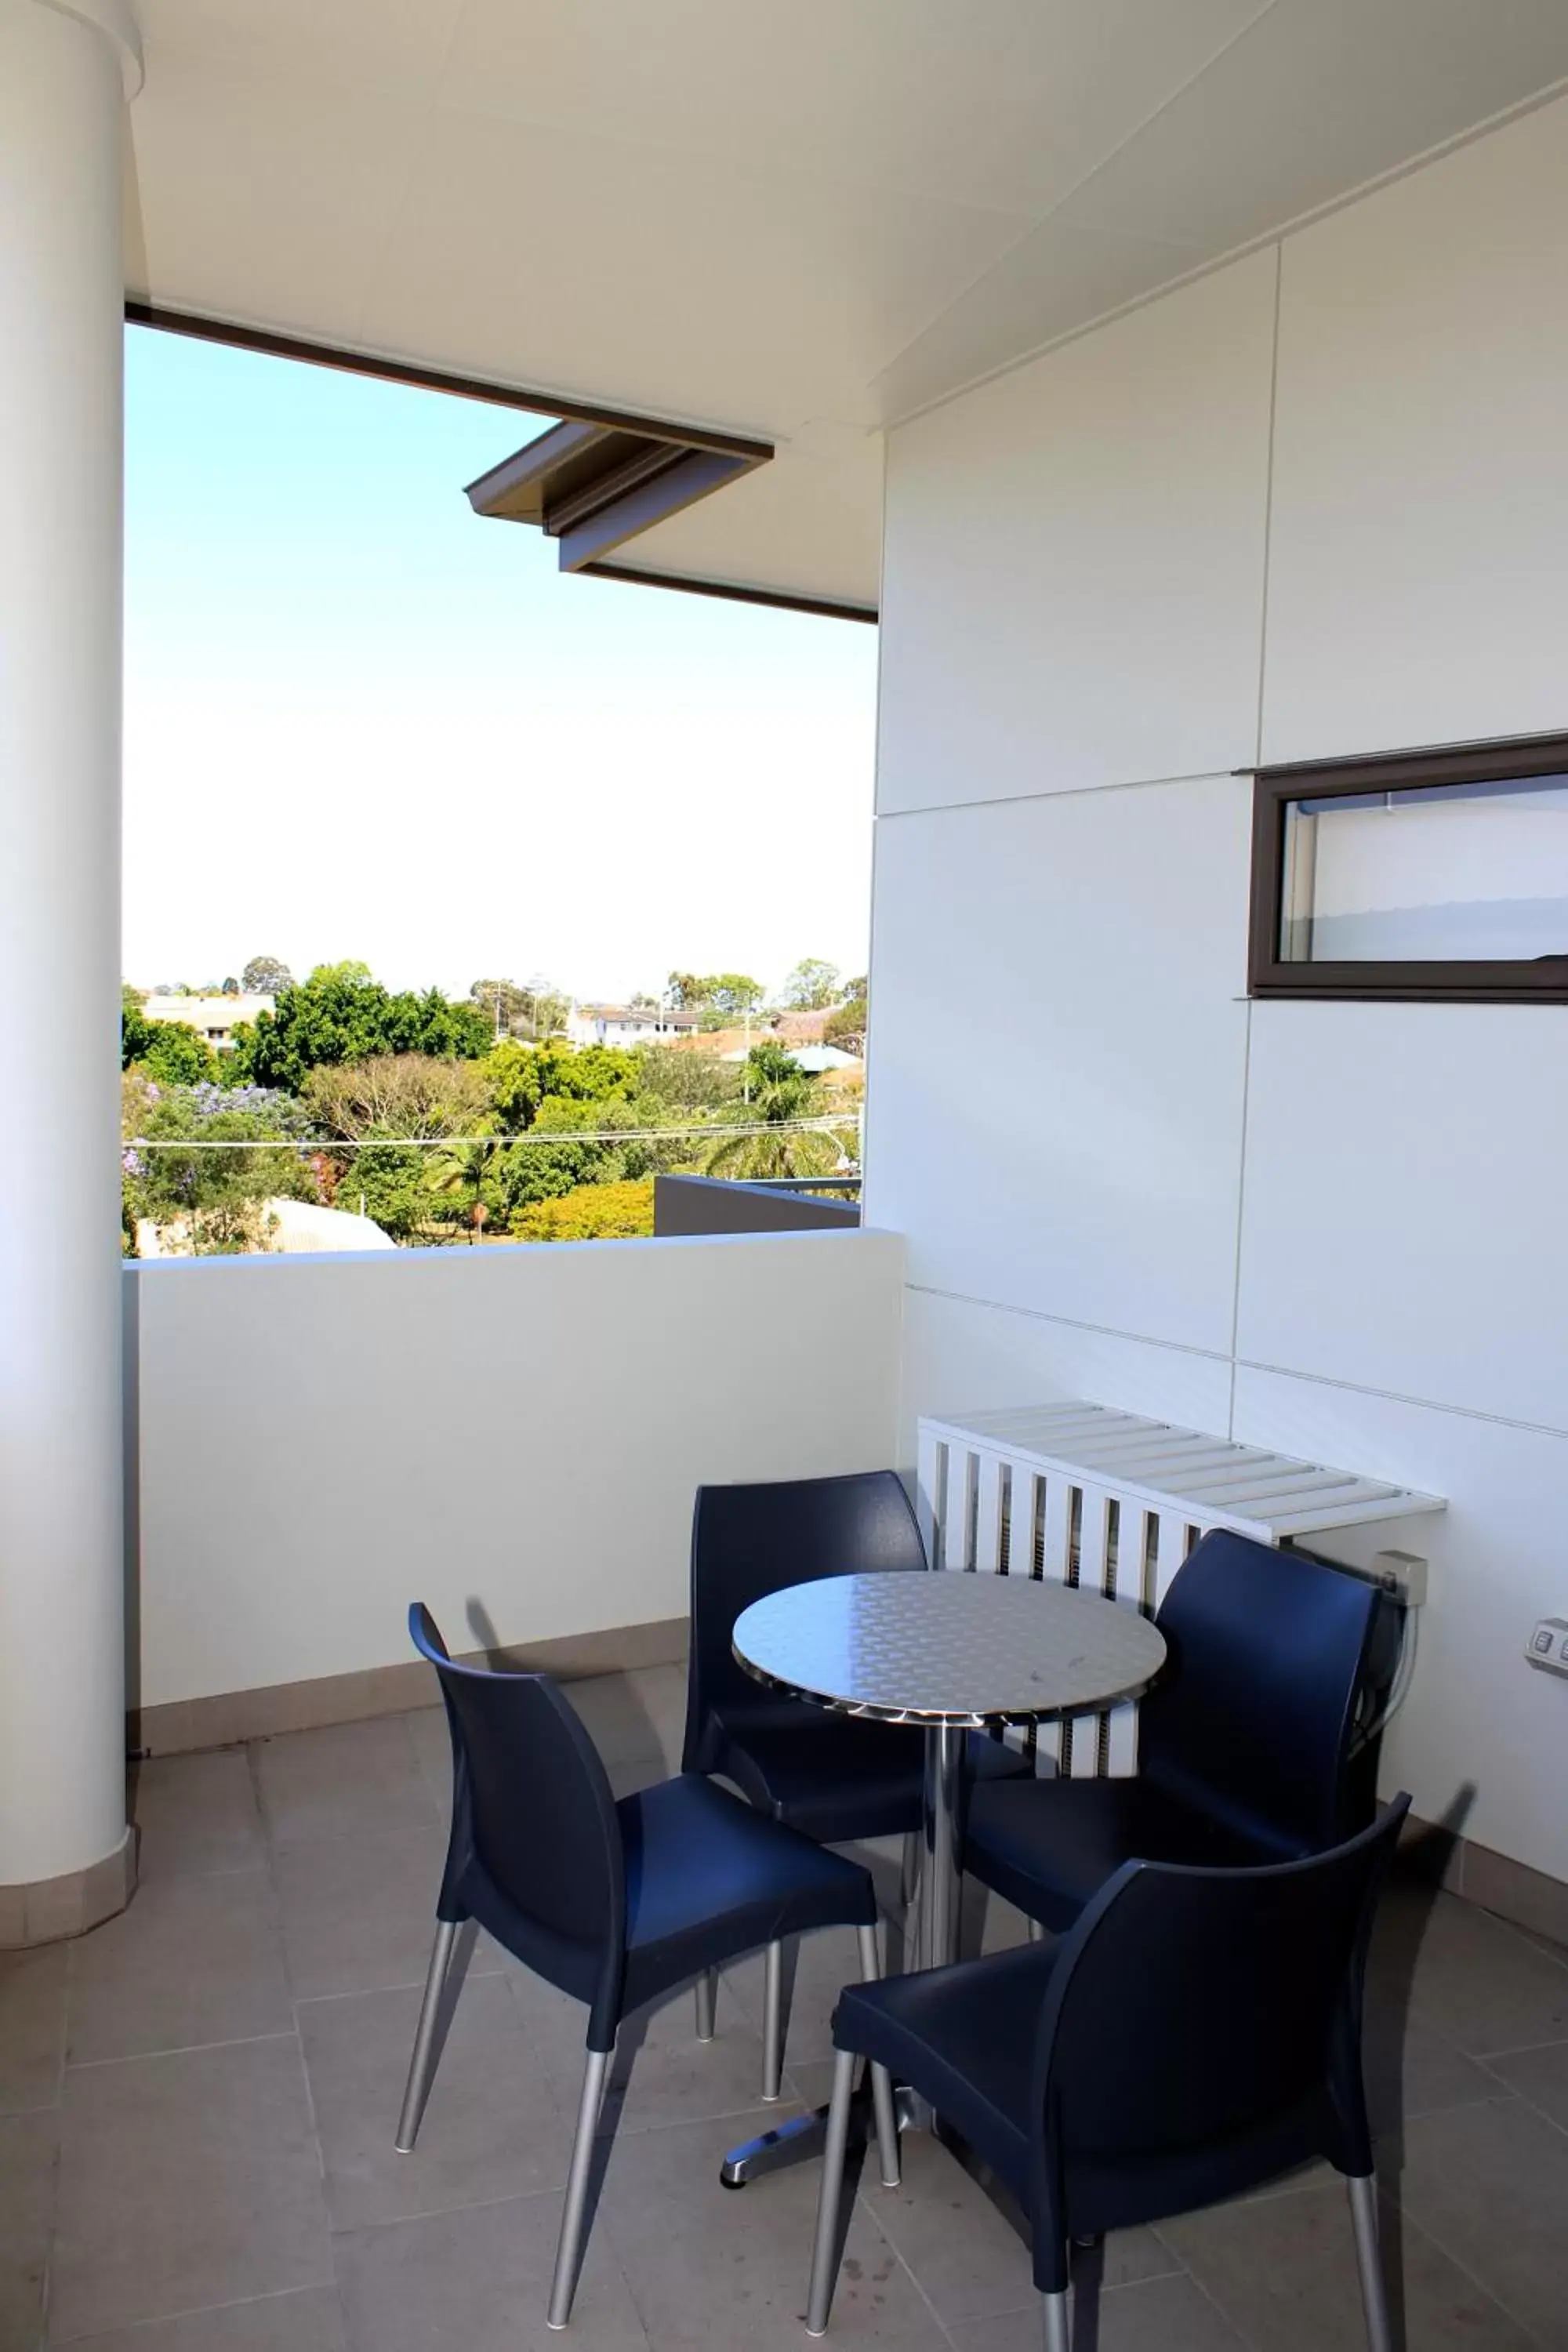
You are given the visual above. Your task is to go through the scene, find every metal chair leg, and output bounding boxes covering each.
[855,1922,900,2188]
[695,1966,717,2042]
[1348,2174,1393,2352]
[1041,2286,1071,2351]
[394,1919,459,2152]
[1027,1917,1046,1945]
[547,2044,612,2330]
[804,2048,857,2336]
[760,1939,784,2101]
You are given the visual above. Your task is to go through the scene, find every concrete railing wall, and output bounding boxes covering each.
[124,1229,902,1715]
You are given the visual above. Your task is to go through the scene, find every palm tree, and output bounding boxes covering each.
[702,1045,851,1183]
[426,1135,500,1238]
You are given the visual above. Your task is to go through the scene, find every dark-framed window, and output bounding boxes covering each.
[1247,732,1568,1003]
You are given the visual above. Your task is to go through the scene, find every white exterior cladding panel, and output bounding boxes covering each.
[866,91,1568,1888]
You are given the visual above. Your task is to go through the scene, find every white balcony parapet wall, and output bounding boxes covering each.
[124,1230,904,1715]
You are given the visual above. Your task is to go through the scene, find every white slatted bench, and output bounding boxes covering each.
[916,1400,1445,1778]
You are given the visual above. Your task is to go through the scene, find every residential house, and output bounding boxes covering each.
[139,989,274,1051]
[564,1001,702,1048]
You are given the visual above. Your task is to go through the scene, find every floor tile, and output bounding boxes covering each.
[722,1924,872,2075]
[51,2036,332,2341]
[66,1870,292,2064]
[333,2188,651,2352]
[951,2272,1248,2351]
[252,1722,437,1849]
[0,1944,66,2114]
[1484,2036,1568,2132]
[1393,2094,1568,2346]
[597,2107,949,2349]
[1159,2175,1534,2351]
[867,2127,1177,2325]
[56,2285,348,2351]
[129,1752,267,1883]
[1372,1886,1568,2060]
[509,1965,775,2138]
[299,1970,571,2229]
[400,1709,452,1809]
[1361,1992,1498,2133]
[271,1824,488,2002]
[0,2109,57,2352]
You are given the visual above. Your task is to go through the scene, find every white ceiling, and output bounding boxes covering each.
[124,0,1568,611]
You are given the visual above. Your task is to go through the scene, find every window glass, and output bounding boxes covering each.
[1278,772,1568,963]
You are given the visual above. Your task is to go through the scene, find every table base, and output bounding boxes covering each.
[720,2082,933,2188]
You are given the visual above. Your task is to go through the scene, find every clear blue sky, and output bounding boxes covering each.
[123,326,877,1002]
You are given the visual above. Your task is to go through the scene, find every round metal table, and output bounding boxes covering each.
[717,1570,1166,2188]
[734,1570,1167,1974]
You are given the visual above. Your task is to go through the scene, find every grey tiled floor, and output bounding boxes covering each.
[4,1664,1567,2349]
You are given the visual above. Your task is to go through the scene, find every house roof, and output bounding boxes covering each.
[575,1003,700,1029]
[125,4,1568,614]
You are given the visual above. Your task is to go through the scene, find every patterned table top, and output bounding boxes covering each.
[733,1570,1167,1728]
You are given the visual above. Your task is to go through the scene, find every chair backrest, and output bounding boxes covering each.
[409,1604,626,2043]
[683,1470,926,1769]
[1029,1795,1409,2265]
[1139,1528,1385,1858]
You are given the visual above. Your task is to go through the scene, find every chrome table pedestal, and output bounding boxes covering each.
[717,1571,1166,2189]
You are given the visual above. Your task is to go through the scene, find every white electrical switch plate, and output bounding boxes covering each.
[1525,1617,1568,1677]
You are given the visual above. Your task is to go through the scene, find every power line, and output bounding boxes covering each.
[125,1116,854,1152]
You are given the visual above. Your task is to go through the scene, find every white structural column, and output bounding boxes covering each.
[0,0,142,1935]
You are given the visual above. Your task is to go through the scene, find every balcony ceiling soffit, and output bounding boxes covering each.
[120,0,1568,609]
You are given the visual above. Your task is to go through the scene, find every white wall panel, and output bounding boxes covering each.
[1263,91,1568,764]
[1236,1003,1568,1432]
[129,1231,904,1707]
[877,250,1276,814]
[871,95,1568,1890]
[866,774,1252,1352]
[1233,1366,1568,1884]
[898,1287,1233,1468]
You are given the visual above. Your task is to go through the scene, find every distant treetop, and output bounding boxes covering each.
[779,957,841,1011]
[241,954,293,994]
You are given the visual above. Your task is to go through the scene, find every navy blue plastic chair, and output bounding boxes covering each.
[807,1795,1410,2348]
[681,1471,1029,2092]
[964,1528,1391,1938]
[396,1605,896,2330]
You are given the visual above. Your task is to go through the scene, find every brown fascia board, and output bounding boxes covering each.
[125,304,873,622]
[580,560,878,624]
[466,423,764,572]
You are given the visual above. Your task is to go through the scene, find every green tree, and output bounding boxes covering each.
[512,1178,655,1242]
[469,977,535,1038]
[122,984,153,1070]
[481,1040,641,1134]
[230,966,492,1091]
[702,1044,848,1181]
[241,955,293,994]
[304,1054,489,1142]
[633,1044,745,1116]
[426,1135,503,1237]
[336,1144,431,1243]
[666,970,766,1023]
[121,1075,318,1254]
[822,975,868,1053]
[779,958,841,1011]
[138,1020,220,1087]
